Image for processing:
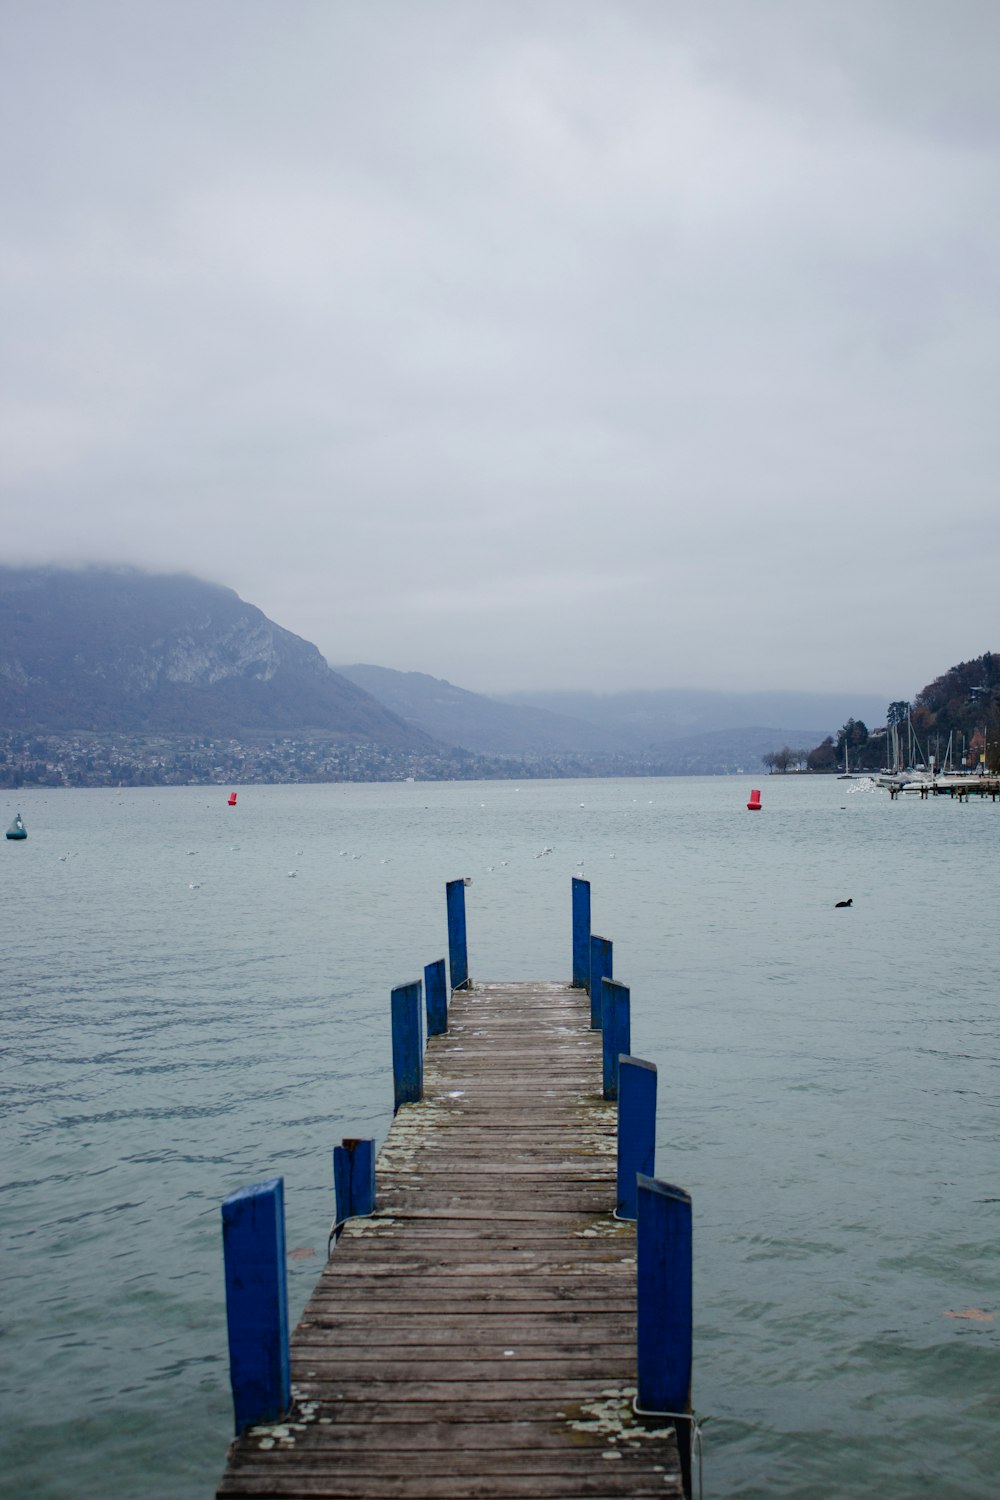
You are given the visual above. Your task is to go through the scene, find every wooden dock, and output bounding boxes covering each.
[218,979,684,1498]
[886,777,1000,800]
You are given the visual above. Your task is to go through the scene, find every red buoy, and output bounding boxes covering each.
[747,788,762,811]
[228,792,237,806]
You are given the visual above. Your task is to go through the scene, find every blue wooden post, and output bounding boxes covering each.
[616,1056,657,1219]
[424,957,448,1037]
[636,1174,692,1417]
[601,977,631,1101]
[221,1177,291,1434]
[572,876,591,989]
[446,878,470,991]
[391,979,423,1112]
[333,1138,376,1224]
[589,934,612,1029]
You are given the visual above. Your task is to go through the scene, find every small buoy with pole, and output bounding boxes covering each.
[228,792,237,807]
[746,788,762,812]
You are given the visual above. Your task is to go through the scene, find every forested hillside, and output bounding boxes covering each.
[801,653,1000,772]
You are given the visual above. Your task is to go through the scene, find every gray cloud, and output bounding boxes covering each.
[3,1,999,698]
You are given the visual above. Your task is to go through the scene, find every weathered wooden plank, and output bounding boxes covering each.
[307,1260,635,1278]
[326,1228,620,1244]
[301,1299,637,1317]
[373,1175,615,1190]
[286,1357,641,1382]
[322,1226,625,1245]
[223,1419,636,1449]
[287,1376,647,1404]
[306,1263,636,1285]
[295,1344,640,1363]
[295,1323,636,1345]
[220,1476,682,1499]
[307,1266,637,1287]
[333,1208,618,1222]
[276,1398,631,1425]
[374,1178,615,1194]
[225,1451,677,1476]
[295,1320,632,1344]
[376,1167,615,1180]
[307,1266,632,1278]
[367,1200,617,1212]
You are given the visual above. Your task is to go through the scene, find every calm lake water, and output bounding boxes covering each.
[2,776,998,1498]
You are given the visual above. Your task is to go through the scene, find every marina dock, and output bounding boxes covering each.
[217,883,689,1499]
[885,777,1000,800]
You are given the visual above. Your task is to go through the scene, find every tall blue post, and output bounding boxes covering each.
[446,878,470,991]
[391,979,423,1112]
[424,957,448,1037]
[333,1138,376,1224]
[572,876,591,989]
[616,1056,657,1219]
[589,934,612,1029]
[221,1177,291,1434]
[636,1175,693,1443]
[601,977,631,1101]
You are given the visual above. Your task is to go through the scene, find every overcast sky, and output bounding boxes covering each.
[3,1,998,696]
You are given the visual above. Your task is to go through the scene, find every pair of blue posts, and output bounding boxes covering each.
[388,958,446,1109]
[390,877,466,1112]
[221,1138,382,1433]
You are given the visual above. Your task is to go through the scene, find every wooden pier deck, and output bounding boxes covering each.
[218,980,683,1498]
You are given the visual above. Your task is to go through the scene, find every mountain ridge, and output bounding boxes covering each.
[337,663,886,761]
[496,686,891,747]
[0,565,429,747]
[334,663,629,755]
